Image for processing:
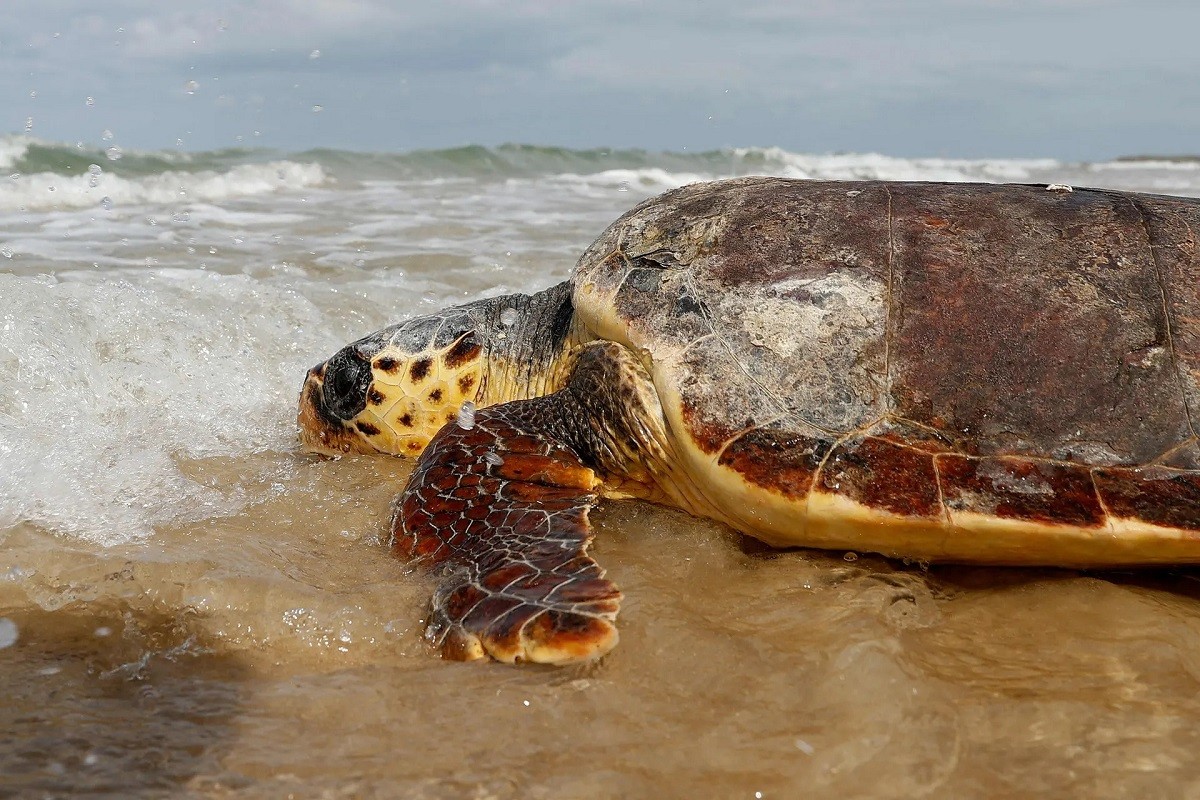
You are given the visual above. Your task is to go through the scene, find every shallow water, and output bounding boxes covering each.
[4,139,1200,797]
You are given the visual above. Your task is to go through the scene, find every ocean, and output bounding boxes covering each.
[4,136,1200,796]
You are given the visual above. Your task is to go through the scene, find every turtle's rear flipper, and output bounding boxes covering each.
[390,397,621,665]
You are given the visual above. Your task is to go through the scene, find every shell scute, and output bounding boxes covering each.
[717,424,834,501]
[937,455,1105,528]
[816,435,944,520]
[1094,468,1200,532]
[1136,196,1200,428]
[887,184,1192,464]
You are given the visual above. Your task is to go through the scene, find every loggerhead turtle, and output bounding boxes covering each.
[298,177,1200,665]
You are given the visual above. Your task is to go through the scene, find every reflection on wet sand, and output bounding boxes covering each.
[0,604,246,796]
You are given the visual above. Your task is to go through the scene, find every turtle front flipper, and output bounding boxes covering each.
[390,395,621,665]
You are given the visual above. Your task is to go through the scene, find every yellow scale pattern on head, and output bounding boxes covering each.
[348,336,484,457]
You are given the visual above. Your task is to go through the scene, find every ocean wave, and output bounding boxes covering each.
[5,134,1200,191]
[0,160,326,212]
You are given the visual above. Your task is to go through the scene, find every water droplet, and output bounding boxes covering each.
[1,247,14,259]
[484,452,504,467]
[184,80,199,95]
[101,129,114,141]
[9,173,20,181]
[47,185,55,192]
[0,618,16,649]
[843,551,858,562]
[522,699,530,707]
[500,307,519,327]
[172,210,190,223]
[38,665,61,676]
[87,163,102,187]
[617,180,629,192]
[24,117,33,132]
[311,105,324,113]
[353,258,366,268]
[94,626,112,637]
[309,49,321,59]
[456,401,476,430]
[28,90,37,99]
[794,738,815,755]
[104,145,123,161]
[99,196,112,211]
[85,96,95,107]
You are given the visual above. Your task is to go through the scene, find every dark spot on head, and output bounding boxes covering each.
[356,421,381,436]
[429,388,443,402]
[321,347,373,421]
[409,358,432,382]
[457,374,476,394]
[376,356,400,373]
[399,413,413,427]
[446,413,457,423]
[368,388,385,405]
[444,334,482,368]
[407,441,422,452]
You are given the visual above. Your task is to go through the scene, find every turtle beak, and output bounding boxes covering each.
[297,361,376,456]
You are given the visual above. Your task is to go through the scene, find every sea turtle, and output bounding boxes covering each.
[298,177,1200,665]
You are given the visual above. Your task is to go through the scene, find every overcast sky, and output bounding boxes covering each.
[3,0,1198,160]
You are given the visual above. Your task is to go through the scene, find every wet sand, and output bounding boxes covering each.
[4,453,1200,798]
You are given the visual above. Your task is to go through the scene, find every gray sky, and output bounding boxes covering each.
[3,0,1199,159]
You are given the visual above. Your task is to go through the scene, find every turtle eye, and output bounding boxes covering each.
[322,348,373,421]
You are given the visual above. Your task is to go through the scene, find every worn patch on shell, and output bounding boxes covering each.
[731,272,883,359]
[716,270,888,432]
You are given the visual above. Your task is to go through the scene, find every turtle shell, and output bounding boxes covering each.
[572,177,1200,565]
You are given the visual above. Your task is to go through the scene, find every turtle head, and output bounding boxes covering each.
[298,309,487,458]
[298,281,583,458]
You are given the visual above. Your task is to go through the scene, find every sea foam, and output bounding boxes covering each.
[0,160,326,212]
